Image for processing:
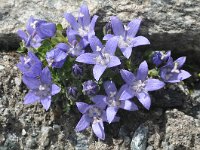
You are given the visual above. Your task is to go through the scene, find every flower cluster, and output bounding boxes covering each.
[17,4,191,140]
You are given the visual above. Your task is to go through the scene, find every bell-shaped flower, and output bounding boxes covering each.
[76,36,121,81]
[82,80,99,96]
[103,16,150,59]
[17,51,42,77]
[92,81,138,123]
[75,101,107,140]
[23,67,61,111]
[119,61,165,110]
[160,57,191,83]
[152,51,171,67]
[17,16,56,48]
[64,4,98,44]
[46,46,68,68]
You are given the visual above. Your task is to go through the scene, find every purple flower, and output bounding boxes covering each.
[119,61,165,110]
[46,47,68,68]
[17,16,56,48]
[93,81,138,123]
[72,64,83,76]
[103,17,150,59]
[160,57,191,83]
[23,67,61,111]
[152,51,171,67]
[75,101,107,140]
[82,80,99,96]
[17,51,42,77]
[66,28,87,57]
[64,5,98,44]
[76,36,121,81]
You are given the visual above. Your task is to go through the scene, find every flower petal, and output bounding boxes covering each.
[120,47,132,59]
[78,4,90,26]
[91,95,107,109]
[106,106,118,123]
[24,91,39,104]
[120,100,138,111]
[75,114,92,132]
[103,34,115,40]
[105,37,118,55]
[175,56,186,68]
[37,23,56,38]
[107,56,121,68]
[103,81,117,96]
[41,96,52,111]
[22,75,41,90]
[119,84,135,100]
[41,67,52,85]
[76,102,90,114]
[89,36,103,52]
[127,18,141,37]
[145,79,165,91]
[56,43,70,52]
[120,69,136,84]
[93,64,107,81]
[17,30,28,42]
[177,70,191,81]
[132,36,150,47]
[110,16,124,36]
[76,53,97,64]
[51,84,61,95]
[92,121,105,140]
[136,92,151,110]
[89,15,98,32]
[136,61,148,81]
[64,13,79,30]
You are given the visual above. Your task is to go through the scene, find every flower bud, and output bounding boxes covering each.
[72,64,83,77]
[67,86,78,99]
[82,80,99,96]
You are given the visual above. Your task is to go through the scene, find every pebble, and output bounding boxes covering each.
[0,65,5,70]
[22,129,27,136]
[130,124,149,150]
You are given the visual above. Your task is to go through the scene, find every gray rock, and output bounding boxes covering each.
[75,132,89,150]
[162,109,200,149]
[4,134,20,150]
[130,124,149,150]
[0,0,200,57]
[26,137,38,149]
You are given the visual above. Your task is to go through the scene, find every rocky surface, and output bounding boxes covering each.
[0,52,200,149]
[1,0,200,56]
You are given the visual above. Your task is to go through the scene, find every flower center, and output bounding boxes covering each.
[131,80,145,93]
[106,91,121,107]
[95,47,111,66]
[88,106,102,118]
[35,84,51,97]
[78,26,89,37]
[118,36,133,48]
[30,21,38,29]
[171,62,180,73]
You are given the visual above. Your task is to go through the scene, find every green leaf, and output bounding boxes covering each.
[148,68,159,77]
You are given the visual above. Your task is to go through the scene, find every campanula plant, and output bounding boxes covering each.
[17,4,191,140]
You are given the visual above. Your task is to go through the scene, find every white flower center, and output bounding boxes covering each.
[131,80,145,93]
[124,25,130,31]
[88,107,102,118]
[118,36,133,48]
[30,21,38,29]
[78,26,89,37]
[95,53,111,66]
[171,62,180,73]
[24,57,31,64]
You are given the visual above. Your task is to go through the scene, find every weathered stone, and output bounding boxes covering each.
[0,0,200,57]
[130,124,148,150]
[162,109,200,150]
